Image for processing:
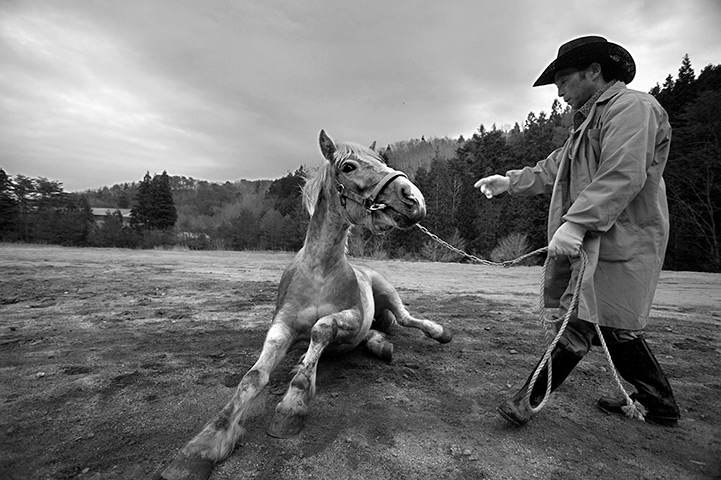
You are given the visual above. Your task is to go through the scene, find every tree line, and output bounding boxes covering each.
[0,170,179,249]
[1,56,718,271]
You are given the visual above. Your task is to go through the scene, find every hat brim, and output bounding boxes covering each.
[533,42,635,87]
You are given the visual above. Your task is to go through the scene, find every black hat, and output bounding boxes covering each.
[533,35,635,87]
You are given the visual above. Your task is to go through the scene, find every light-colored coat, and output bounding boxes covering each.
[507,82,671,330]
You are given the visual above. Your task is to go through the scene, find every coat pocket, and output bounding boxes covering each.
[598,213,638,262]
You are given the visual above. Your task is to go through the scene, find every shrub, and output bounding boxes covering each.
[490,232,531,264]
[420,228,466,262]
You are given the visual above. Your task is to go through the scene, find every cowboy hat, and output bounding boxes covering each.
[533,35,635,87]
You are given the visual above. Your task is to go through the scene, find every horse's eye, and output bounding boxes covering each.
[341,163,356,173]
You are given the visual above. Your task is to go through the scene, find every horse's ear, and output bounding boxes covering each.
[369,141,376,151]
[319,129,335,162]
[380,146,391,164]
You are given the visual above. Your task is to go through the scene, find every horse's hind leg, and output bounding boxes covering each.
[372,308,395,333]
[364,329,394,361]
[371,273,452,344]
[160,322,296,480]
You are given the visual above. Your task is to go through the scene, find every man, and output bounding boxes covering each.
[475,36,680,427]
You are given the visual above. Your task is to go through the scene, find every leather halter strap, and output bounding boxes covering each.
[335,170,407,214]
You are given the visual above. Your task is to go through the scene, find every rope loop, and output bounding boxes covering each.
[414,223,642,420]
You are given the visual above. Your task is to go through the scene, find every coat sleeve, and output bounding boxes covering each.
[563,92,662,233]
[506,146,563,195]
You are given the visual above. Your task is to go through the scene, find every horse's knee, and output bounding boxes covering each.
[311,321,337,344]
[238,369,265,393]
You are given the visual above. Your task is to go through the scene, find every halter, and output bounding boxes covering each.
[335,170,407,216]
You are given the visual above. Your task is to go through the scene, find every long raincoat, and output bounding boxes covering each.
[506,82,671,330]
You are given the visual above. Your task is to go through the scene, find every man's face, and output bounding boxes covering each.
[554,68,597,110]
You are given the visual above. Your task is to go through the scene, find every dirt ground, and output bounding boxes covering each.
[1,244,720,480]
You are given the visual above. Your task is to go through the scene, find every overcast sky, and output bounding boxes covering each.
[1,0,720,192]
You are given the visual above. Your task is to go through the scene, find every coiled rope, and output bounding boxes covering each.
[414,223,644,421]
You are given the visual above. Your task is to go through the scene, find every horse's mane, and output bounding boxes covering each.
[302,142,381,216]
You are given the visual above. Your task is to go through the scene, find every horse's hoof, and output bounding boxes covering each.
[267,411,306,438]
[380,342,393,362]
[436,327,452,344]
[159,452,214,480]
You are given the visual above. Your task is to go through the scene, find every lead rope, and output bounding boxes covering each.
[593,322,646,420]
[414,224,644,420]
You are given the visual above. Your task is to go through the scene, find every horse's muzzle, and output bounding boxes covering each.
[386,187,425,229]
[401,182,426,222]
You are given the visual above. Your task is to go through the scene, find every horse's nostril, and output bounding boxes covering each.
[401,186,417,205]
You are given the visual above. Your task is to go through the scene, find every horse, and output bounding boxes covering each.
[159,130,452,480]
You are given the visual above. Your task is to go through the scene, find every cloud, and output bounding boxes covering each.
[1,0,719,191]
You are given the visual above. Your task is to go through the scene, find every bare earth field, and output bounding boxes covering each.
[1,244,720,480]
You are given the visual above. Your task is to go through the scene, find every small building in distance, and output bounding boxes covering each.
[91,208,132,226]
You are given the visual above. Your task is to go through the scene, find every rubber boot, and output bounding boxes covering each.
[597,337,680,426]
[498,345,583,426]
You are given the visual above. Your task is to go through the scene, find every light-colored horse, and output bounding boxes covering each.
[160,130,452,480]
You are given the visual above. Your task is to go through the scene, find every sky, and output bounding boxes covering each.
[1,0,720,192]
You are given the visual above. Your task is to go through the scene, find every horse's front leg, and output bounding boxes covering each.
[267,308,362,438]
[160,322,296,480]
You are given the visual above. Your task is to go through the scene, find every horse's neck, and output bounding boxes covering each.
[300,194,351,268]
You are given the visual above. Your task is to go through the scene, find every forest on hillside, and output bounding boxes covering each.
[1,56,719,272]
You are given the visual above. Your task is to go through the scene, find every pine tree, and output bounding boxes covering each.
[0,168,19,239]
[653,58,721,271]
[130,172,153,229]
[150,171,177,230]
[130,171,177,230]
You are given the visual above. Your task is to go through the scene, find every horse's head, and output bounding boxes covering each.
[316,129,426,234]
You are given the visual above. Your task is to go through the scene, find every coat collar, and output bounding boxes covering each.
[573,80,618,129]
[572,81,627,133]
